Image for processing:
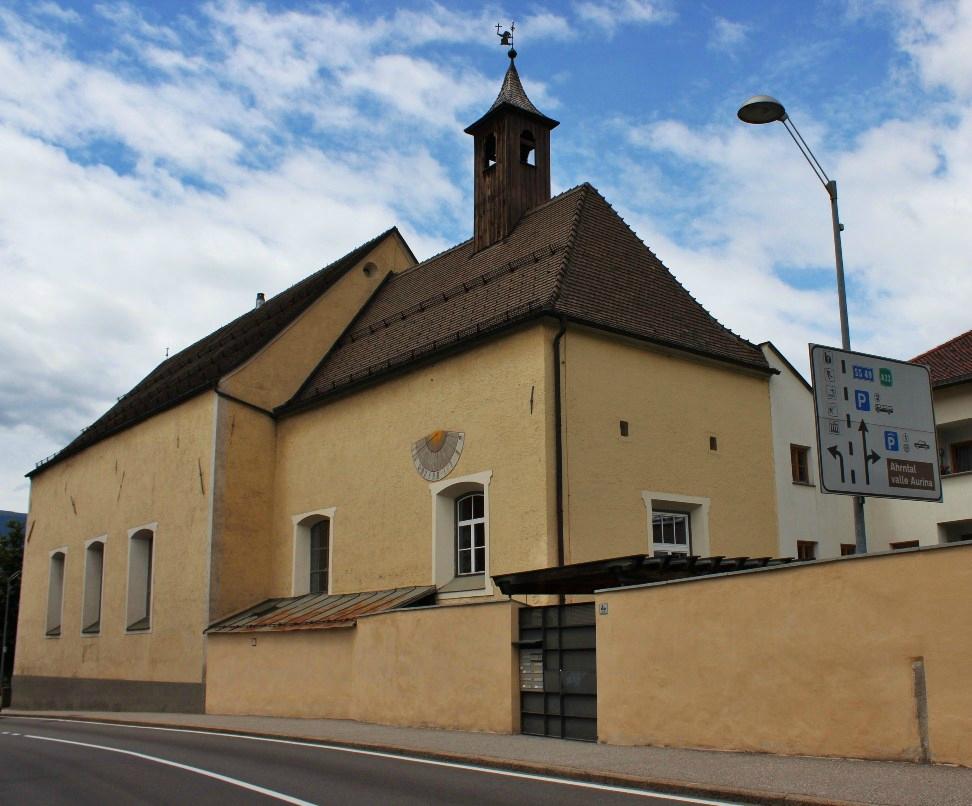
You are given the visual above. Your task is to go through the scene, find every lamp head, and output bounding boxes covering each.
[737,95,786,124]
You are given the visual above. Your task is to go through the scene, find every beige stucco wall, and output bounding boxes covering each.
[562,328,779,562]
[206,601,519,733]
[218,234,414,411]
[16,393,216,685]
[596,543,972,766]
[206,628,354,718]
[208,397,277,621]
[271,324,555,597]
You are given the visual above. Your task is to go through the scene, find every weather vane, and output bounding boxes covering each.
[496,21,516,59]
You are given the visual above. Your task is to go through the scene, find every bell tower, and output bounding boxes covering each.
[465,48,559,252]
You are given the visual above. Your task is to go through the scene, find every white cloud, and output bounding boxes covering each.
[889,0,972,98]
[574,0,673,35]
[709,16,749,53]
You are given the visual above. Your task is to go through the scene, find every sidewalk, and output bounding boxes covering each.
[4,709,971,806]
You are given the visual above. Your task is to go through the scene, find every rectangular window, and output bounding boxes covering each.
[46,551,66,637]
[790,445,811,484]
[127,530,153,631]
[651,512,691,556]
[796,540,817,560]
[82,541,105,634]
[890,540,920,550]
[952,441,972,473]
[456,492,486,576]
[840,543,856,556]
[309,519,330,594]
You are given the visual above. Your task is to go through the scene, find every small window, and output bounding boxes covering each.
[652,512,690,556]
[791,445,811,484]
[82,540,105,634]
[484,133,497,170]
[455,492,486,575]
[709,435,718,451]
[126,529,154,631]
[840,543,856,556]
[890,540,920,550]
[46,551,66,637]
[619,420,629,437]
[519,129,535,166]
[309,519,330,594]
[952,441,972,473]
[796,540,817,560]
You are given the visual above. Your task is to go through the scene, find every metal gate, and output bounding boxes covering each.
[517,603,597,741]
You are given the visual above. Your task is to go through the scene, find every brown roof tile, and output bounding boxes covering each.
[912,329,972,387]
[286,184,768,410]
[31,228,407,476]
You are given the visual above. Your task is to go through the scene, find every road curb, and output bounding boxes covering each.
[0,711,868,806]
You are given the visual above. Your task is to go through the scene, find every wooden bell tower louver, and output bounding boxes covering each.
[465,53,559,252]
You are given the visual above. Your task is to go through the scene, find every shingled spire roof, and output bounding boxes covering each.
[464,56,558,134]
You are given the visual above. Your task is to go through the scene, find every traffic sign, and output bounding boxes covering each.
[809,345,941,501]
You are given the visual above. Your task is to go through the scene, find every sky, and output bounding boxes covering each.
[1,0,971,510]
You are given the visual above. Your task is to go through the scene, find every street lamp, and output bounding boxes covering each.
[1,569,21,708]
[737,94,867,554]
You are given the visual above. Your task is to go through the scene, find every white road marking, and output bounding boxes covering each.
[23,733,318,806]
[7,716,742,805]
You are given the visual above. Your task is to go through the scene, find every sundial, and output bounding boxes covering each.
[411,430,464,482]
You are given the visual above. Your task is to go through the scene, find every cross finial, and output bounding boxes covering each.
[495,21,516,59]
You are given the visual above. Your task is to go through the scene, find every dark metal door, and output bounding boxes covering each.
[518,603,597,741]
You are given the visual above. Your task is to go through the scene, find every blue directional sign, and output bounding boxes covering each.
[884,431,899,452]
[855,390,870,411]
[853,365,874,381]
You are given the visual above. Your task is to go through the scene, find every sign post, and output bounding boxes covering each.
[810,345,941,502]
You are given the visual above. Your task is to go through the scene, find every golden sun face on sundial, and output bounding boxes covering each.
[411,430,464,481]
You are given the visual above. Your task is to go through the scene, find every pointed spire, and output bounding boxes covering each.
[464,55,558,134]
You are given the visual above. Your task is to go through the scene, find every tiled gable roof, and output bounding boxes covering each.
[912,329,972,387]
[286,184,768,410]
[31,228,406,476]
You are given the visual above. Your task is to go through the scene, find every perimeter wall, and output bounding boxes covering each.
[596,542,972,766]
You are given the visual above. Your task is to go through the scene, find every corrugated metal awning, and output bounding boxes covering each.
[205,585,437,634]
[492,554,796,596]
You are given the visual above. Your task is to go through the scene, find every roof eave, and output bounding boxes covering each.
[463,103,560,135]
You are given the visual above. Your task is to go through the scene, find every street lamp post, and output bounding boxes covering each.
[737,95,867,554]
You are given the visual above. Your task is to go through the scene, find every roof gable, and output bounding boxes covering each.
[31,228,408,476]
[285,184,768,412]
[912,329,972,387]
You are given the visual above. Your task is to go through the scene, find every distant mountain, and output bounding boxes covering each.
[1,511,26,538]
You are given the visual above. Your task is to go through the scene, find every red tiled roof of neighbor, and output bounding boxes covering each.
[285,184,769,410]
[912,329,972,387]
[30,228,407,476]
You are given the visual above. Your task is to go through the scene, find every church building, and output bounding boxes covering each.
[14,52,780,726]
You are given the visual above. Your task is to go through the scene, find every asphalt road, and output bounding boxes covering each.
[0,715,743,805]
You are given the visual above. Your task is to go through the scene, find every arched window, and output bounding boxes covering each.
[82,539,105,634]
[483,133,497,170]
[292,510,334,596]
[46,550,66,637]
[520,129,536,166]
[309,519,330,594]
[455,492,486,576]
[126,528,154,631]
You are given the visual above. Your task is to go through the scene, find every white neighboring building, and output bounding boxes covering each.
[868,330,972,550]
[762,343,856,559]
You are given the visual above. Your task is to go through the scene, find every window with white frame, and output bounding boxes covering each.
[431,470,492,596]
[82,539,105,634]
[651,511,691,556]
[455,492,486,576]
[46,550,66,637]
[292,510,334,596]
[126,528,154,631]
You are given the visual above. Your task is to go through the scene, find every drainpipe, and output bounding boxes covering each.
[553,318,567,602]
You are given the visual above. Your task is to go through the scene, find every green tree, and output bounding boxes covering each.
[1,518,24,701]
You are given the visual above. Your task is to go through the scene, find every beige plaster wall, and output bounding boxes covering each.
[562,328,779,561]
[206,628,354,718]
[218,234,415,411]
[206,601,519,733]
[271,324,555,597]
[16,393,216,685]
[208,397,277,621]
[596,543,972,766]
